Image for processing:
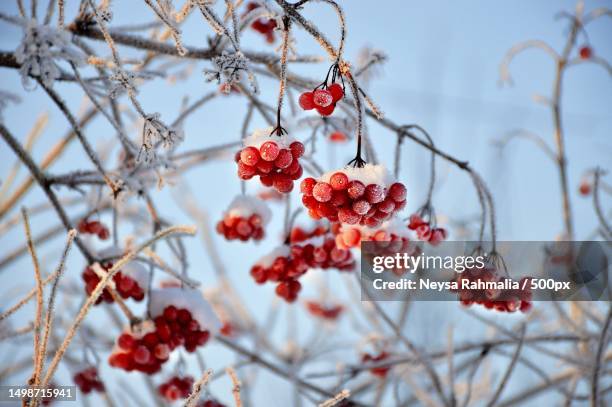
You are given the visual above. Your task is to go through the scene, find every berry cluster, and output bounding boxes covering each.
[77,219,109,240]
[82,263,145,305]
[158,375,194,401]
[245,2,277,43]
[301,165,407,228]
[361,352,391,377]
[250,246,308,302]
[408,214,447,245]
[251,237,354,302]
[237,129,305,193]
[452,268,533,313]
[109,306,210,374]
[216,195,271,242]
[299,83,344,116]
[73,367,105,394]
[305,301,343,320]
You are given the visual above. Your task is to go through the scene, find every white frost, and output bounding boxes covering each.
[243,127,296,149]
[255,245,290,268]
[225,194,272,224]
[319,164,394,187]
[150,288,222,334]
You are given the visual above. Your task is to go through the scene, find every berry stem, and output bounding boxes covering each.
[344,72,366,168]
[272,15,292,137]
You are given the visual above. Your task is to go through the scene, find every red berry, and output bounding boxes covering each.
[316,103,335,116]
[352,200,371,215]
[313,89,333,107]
[338,208,360,224]
[163,305,178,321]
[256,159,274,174]
[290,141,305,158]
[365,184,385,203]
[237,162,256,179]
[328,83,344,102]
[299,92,315,110]
[300,177,316,195]
[240,146,260,166]
[347,180,365,199]
[579,46,592,59]
[388,182,407,202]
[274,174,294,193]
[329,131,347,142]
[274,149,293,169]
[377,199,395,213]
[117,333,136,350]
[134,345,151,364]
[312,182,333,202]
[260,141,280,161]
[329,172,349,190]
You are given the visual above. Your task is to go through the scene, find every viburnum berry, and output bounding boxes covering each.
[305,301,344,320]
[236,128,305,193]
[250,235,354,302]
[73,367,105,394]
[408,213,447,246]
[329,131,348,142]
[579,45,592,59]
[328,83,344,102]
[216,195,271,242]
[244,2,277,43]
[361,352,391,377]
[110,289,219,374]
[301,165,407,228]
[452,267,533,313]
[158,375,194,401]
[313,89,333,108]
[299,92,315,110]
[82,260,147,305]
[579,179,591,196]
[77,219,110,240]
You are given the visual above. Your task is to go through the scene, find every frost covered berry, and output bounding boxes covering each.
[77,219,110,240]
[216,195,271,242]
[408,214,447,246]
[237,129,305,193]
[328,83,344,102]
[158,376,194,401]
[313,89,333,108]
[82,263,145,305]
[300,165,407,227]
[299,92,315,110]
[110,289,216,374]
[452,268,532,313]
[245,2,278,43]
[73,367,105,394]
[362,352,391,377]
[299,82,343,116]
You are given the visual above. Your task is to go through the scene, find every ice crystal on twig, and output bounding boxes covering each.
[138,113,184,162]
[15,19,84,90]
[108,68,155,99]
[204,51,258,94]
